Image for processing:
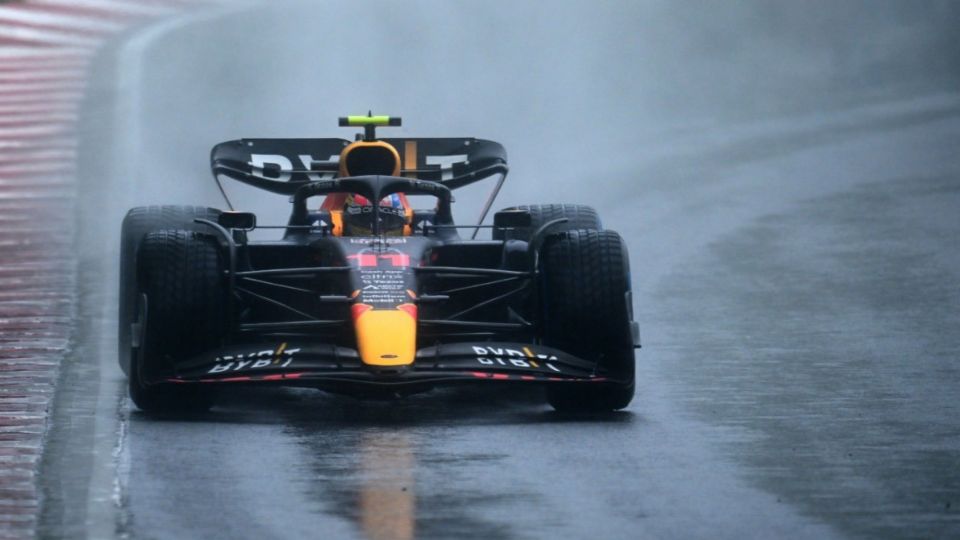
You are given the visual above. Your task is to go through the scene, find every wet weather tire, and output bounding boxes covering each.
[493,204,601,241]
[118,206,221,375]
[540,229,636,412]
[129,229,225,413]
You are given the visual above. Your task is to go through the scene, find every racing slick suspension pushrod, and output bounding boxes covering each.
[239,320,345,332]
[418,320,529,330]
[445,283,529,321]
[436,275,525,295]
[234,267,351,278]
[414,267,531,278]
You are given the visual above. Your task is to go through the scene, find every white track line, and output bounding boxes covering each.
[0,124,73,139]
[0,80,86,93]
[0,137,77,149]
[0,104,78,116]
[0,114,79,126]
[0,67,86,78]
[0,58,89,69]
[0,95,84,108]
[0,148,77,164]
[0,26,102,48]
[0,113,77,129]
[0,79,87,91]
[0,47,88,59]
[0,162,75,177]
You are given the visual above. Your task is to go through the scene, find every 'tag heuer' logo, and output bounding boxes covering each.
[208,343,301,374]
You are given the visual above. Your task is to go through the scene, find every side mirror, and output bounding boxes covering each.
[218,211,257,230]
[493,209,532,229]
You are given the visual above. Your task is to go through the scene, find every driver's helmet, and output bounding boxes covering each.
[342,193,407,236]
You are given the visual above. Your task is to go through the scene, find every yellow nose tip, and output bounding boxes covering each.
[353,304,417,367]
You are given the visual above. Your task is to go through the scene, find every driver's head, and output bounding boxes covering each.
[342,193,406,236]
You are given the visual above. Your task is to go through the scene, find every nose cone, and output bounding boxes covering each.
[352,304,417,367]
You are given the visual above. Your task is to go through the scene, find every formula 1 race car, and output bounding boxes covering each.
[118,115,639,413]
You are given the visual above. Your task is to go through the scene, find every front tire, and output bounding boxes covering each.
[540,229,636,412]
[119,205,221,376]
[129,229,226,413]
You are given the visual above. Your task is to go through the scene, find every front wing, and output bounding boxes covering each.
[157,342,616,392]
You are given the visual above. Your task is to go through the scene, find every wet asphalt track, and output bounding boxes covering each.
[37,2,960,539]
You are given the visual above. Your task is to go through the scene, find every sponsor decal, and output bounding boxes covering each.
[344,202,405,219]
[425,154,468,181]
[249,153,339,181]
[360,270,406,298]
[471,346,562,373]
[207,342,301,374]
[348,237,407,245]
[348,251,411,268]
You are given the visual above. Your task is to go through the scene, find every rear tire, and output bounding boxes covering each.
[493,204,601,241]
[540,229,635,412]
[129,229,225,413]
[119,206,221,375]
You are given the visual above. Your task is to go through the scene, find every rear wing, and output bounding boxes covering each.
[210,137,508,196]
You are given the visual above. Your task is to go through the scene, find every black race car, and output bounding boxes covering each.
[119,115,639,413]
